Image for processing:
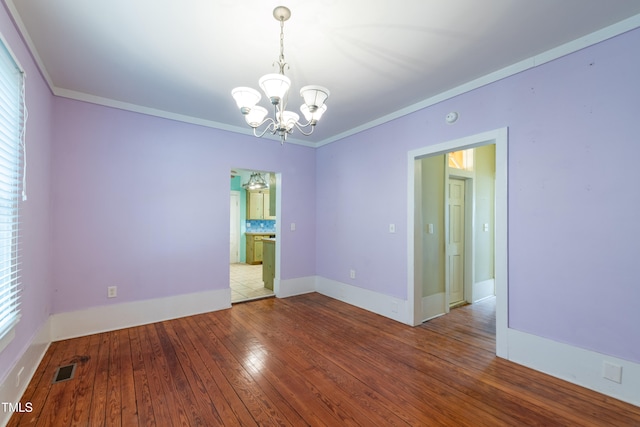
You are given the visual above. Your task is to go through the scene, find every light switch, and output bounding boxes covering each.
[483,223,489,232]
[389,224,395,233]
[427,224,434,234]
[290,222,296,231]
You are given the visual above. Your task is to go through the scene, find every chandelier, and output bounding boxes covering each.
[231,6,330,145]
[242,172,269,190]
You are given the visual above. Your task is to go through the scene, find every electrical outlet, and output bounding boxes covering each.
[349,269,356,279]
[107,286,117,298]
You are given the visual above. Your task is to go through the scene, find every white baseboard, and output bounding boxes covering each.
[422,292,446,322]
[473,278,495,302]
[51,287,231,341]
[507,329,640,407]
[1,287,232,425]
[315,276,408,324]
[0,318,51,427]
[3,279,638,425]
[277,276,316,298]
[315,275,639,407]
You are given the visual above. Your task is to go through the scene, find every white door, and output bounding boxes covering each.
[230,191,240,263]
[448,179,465,305]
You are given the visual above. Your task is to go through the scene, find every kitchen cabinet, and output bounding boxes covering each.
[246,189,275,220]
[246,234,264,264]
[262,239,275,290]
[263,193,274,220]
[247,190,264,220]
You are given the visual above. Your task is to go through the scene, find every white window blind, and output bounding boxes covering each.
[0,37,26,347]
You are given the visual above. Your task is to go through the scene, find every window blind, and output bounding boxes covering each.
[0,38,25,346]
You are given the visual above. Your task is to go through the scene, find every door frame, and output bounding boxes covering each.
[407,127,508,357]
[229,169,282,300]
[230,190,241,263]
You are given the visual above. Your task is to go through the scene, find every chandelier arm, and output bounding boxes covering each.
[292,121,316,136]
[252,119,278,138]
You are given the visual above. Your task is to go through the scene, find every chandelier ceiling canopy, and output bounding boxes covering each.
[231,6,330,145]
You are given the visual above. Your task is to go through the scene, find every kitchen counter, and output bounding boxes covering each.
[245,233,275,264]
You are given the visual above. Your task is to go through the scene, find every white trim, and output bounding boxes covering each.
[0,318,50,427]
[54,88,318,148]
[421,293,446,323]
[2,277,639,413]
[315,276,408,324]
[5,2,317,148]
[277,276,316,298]
[1,287,231,422]
[274,173,283,293]
[6,0,639,149]
[230,190,241,264]
[317,273,640,407]
[50,288,231,341]
[407,127,508,357]
[0,328,15,354]
[508,329,640,407]
[473,279,495,303]
[315,14,640,147]
[0,28,27,75]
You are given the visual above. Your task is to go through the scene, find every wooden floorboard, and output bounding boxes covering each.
[8,293,640,426]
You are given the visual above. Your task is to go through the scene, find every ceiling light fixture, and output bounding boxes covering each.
[231,6,330,145]
[242,172,269,190]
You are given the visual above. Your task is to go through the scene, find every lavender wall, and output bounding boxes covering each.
[51,99,316,313]
[0,4,53,383]
[317,28,640,363]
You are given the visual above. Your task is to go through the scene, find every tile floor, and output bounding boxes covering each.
[230,263,274,303]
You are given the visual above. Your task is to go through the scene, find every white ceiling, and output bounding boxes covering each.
[6,1,640,146]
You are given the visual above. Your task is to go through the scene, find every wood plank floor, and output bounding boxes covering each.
[8,293,640,426]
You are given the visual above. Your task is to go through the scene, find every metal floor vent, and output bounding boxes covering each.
[52,363,77,384]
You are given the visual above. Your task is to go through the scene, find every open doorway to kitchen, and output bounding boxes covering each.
[230,168,278,303]
[408,128,508,357]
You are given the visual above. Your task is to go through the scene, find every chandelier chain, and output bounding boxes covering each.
[277,17,288,75]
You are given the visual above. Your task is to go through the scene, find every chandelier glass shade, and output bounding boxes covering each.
[231,6,330,144]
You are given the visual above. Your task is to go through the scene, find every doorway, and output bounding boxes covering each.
[408,128,508,357]
[230,191,240,263]
[229,169,279,303]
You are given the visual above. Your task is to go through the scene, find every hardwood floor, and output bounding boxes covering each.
[8,294,640,426]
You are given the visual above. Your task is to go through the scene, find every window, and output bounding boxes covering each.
[448,149,474,171]
[0,37,26,352]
